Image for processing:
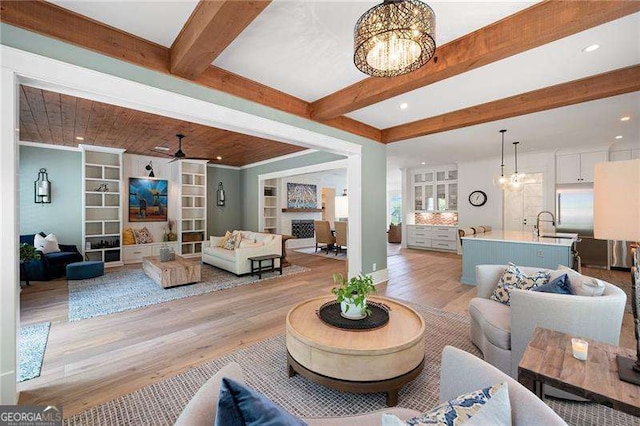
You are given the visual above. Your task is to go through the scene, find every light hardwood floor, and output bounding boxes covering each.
[18,248,634,417]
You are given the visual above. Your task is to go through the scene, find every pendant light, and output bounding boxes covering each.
[353,0,436,77]
[506,141,525,192]
[493,130,508,189]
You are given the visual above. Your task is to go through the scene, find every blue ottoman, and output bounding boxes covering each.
[66,261,104,280]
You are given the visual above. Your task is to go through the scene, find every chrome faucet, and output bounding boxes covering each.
[536,211,556,236]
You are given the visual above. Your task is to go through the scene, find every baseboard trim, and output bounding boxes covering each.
[370,268,389,285]
[0,370,18,404]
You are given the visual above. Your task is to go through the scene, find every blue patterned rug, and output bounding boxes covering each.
[68,264,309,322]
[19,322,51,382]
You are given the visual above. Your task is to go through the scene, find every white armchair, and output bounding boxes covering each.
[470,264,626,398]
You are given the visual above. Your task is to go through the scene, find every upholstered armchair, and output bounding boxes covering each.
[314,220,335,254]
[470,264,626,399]
[20,233,83,281]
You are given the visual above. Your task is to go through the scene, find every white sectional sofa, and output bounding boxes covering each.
[202,231,282,276]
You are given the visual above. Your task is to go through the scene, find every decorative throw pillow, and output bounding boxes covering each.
[219,231,232,248]
[122,228,136,245]
[490,263,550,306]
[34,233,61,254]
[214,378,306,426]
[533,273,573,295]
[133,227,153,244]
[381,382,509,426]
[224,232,241,251]
[550,265,605,296]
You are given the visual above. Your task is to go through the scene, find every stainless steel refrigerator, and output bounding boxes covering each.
[609,240,634,269]
[556,184,609,268]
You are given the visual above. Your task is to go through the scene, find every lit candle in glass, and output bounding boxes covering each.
[571,338,588,361]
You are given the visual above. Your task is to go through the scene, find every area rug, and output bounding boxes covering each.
[294,246,347,261]
[19,322,51,382]
[68,264,309,322]
[63,303,638,426]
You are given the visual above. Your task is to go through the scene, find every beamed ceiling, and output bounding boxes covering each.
[19,86,305,167]
[2,1,639,167]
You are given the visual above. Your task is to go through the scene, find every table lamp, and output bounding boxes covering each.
[594,159,640,385]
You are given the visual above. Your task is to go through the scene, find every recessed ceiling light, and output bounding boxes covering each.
[215,156,222,160]
[400,103,408,110]
[75,136,84,141]
[620,116,631,122]
[582,44,600,53]
[154,146,170,151]
[615,135,623,140]
[421,161,426,165]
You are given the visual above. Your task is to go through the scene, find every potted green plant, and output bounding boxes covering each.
[331,273,376,319]
[20,243,40,263]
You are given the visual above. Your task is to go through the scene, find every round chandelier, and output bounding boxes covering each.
[354,0,436,78]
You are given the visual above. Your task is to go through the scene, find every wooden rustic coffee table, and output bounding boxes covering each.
[286,295,425,406]
[142,255,201,288]
[518,327,640,417]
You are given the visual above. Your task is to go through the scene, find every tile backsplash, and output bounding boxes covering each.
[415,212,459,226]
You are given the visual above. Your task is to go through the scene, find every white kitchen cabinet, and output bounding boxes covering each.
[556,151,607,184]
[634,149,640,160]
[412,167,457,212]
[407,225,458,252]
[610,149,640,161]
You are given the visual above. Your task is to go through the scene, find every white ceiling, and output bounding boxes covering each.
[386,91,640,172]
[49,1,198,47]
[350,13,640,128]
[214,0,537,101]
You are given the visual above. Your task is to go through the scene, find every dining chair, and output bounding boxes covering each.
[314,220,335,254]
[334,221,348,256]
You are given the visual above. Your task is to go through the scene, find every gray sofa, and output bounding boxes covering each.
[174,346,566,425]
[470,264,626,398]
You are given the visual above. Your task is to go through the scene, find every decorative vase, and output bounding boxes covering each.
[340,297,367,319]
[168,232,177,241]
[159,246,171,262]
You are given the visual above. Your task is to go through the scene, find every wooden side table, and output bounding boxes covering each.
[518,327,640,417]
[248,254,282,279]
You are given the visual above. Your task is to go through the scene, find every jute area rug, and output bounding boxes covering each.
[64,302,638,426]
[68,264,309,322]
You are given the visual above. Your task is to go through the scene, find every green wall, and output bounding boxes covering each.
[207,166,242,236]
[2,23,388,275]
[19,145,82,249]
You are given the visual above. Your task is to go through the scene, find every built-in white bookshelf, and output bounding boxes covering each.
[81,145,125,266]
[261,179,279,234]
[171,160,207,257]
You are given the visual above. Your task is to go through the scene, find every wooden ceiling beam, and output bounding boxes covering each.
[310,1,640,121]
[382,65,640,143]
[170,0,271,79]
[0,1,382,142]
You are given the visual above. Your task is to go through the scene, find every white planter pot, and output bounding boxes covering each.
[340,297,367,319]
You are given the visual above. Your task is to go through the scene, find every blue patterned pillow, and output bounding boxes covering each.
[533,273,573,294]
[400,382,507,425]
[490,263,550,306]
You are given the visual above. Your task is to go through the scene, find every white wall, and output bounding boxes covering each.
[123,154,177,242]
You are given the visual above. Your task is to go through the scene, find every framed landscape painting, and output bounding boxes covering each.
[129,178,168,222]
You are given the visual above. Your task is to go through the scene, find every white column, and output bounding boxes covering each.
[0,67,19,404]
[347,153,362,278]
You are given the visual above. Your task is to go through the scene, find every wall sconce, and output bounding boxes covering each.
[217,182,226,206]
[145,161,155,177]
[34,168,51,204]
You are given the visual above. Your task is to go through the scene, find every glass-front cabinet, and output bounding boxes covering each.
[412,166,457,212]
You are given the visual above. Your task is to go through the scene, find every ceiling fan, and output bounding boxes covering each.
[152,134,209,163]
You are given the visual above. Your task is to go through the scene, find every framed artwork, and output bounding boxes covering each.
[287,183,317,209]
[129,178,168,222]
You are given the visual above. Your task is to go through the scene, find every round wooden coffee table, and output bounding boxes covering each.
[285,295,425,406]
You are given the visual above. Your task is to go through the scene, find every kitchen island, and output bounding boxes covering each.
[460,230,577,285]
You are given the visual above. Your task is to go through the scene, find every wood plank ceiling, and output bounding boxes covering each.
[19,85,305,167]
